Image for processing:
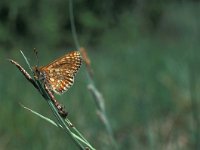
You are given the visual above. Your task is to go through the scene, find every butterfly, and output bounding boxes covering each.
[33,51,82,95]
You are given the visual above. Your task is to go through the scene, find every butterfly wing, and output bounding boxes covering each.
[39,51,82,94]
[43,51,81,74]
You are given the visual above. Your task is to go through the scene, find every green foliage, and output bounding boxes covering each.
[0,0,200,150]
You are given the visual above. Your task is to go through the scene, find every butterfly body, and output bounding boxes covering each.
[34,51,82,95]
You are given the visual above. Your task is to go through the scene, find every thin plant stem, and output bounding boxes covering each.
[69,0,118,148]
[69,0,80,49]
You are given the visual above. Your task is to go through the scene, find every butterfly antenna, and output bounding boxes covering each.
[34,48,39,67]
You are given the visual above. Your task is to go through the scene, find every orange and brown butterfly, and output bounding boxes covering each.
[33,51,82,95]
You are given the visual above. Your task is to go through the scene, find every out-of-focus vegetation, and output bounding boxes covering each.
[0,0,200,150]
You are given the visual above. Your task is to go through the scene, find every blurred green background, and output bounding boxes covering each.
[0,0,200,150]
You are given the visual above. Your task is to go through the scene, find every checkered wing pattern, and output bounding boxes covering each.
[36,51,81,94]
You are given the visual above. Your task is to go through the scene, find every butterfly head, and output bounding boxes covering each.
[33,66,46,81]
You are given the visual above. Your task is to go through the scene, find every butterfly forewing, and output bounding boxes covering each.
[36,51,81,95]
[43,51,81,74]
